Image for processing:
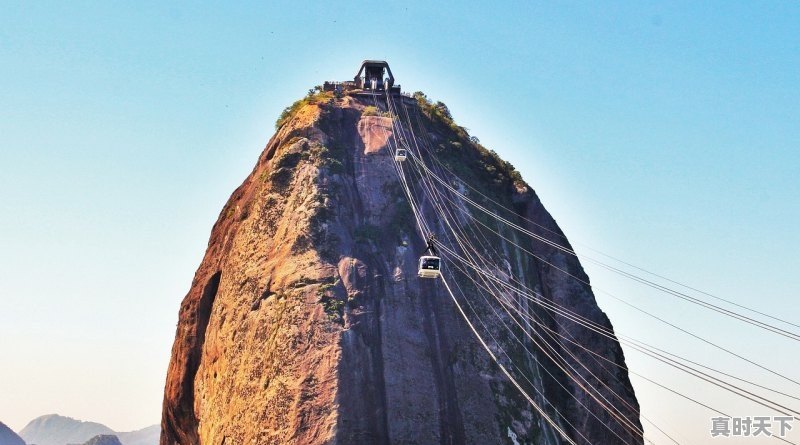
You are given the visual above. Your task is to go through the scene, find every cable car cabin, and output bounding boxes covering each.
[418,255,441,278]
[395,148,407,161]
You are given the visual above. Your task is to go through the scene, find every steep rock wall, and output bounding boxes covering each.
[161,93,641,445]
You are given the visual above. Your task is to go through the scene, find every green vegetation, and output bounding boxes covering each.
[316,277,340,298]
[321,298,344,322]
[411,90,526,201]
[362,106,380,116]
[275,88,332,130]
[274,150,303,170]
[318,279,339,295]
[318,278,344,322]
[308,142,345,175]
[362,105,391,117]
[275,100,304,130]
[412,91,466,139]
[269,167,293,191]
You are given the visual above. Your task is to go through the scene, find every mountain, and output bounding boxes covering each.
[20,415,112,445]
[0,421,25,445]
[19,415,157,445]
[161,85,642,444]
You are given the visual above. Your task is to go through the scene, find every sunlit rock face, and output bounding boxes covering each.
[161,92,642,445]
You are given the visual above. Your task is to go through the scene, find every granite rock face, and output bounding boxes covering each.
[161,93,642,445]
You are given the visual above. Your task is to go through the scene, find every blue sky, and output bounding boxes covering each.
[1,1,798,442]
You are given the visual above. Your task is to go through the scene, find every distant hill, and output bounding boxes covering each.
[19,415,157,445]
[74,435,122,445]
[0,421,25,445]
[20,415,112,445]
[115,426,159,445]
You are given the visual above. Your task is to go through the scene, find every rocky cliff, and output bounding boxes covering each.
[161,90,642,444]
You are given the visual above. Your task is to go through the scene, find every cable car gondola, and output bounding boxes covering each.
[418,235,441,279]
[395,148,407,162]
[418,256,441,278]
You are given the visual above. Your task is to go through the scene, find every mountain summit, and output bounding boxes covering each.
[161,69,641,444]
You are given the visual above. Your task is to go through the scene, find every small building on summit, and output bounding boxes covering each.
[324,60,401,95]
[354,60,395,90]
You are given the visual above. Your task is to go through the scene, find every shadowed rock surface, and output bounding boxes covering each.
[0,422,25,445]
[161,91,642,444]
